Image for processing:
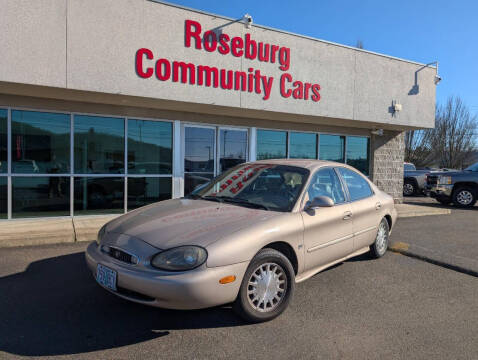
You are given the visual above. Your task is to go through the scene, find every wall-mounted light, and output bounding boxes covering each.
[243,14,253,29]
[371,129,384,136]
[394,103,402,112]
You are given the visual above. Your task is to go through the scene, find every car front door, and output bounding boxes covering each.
[337,167,381,251]
[301,167,354,271]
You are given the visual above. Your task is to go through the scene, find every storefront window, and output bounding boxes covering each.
[12,177,70,218]
[346,136,370,175]
[219,129,247,173]
[289,132,317,159]
[319,134,345,163]
[74,177,124,215]
[74,115,124,174]
[128,177,172,210]
[256,129,287,160]
[11,110,70,174]
[0,177,6,218]
[128,119,172,174]
[0,109,7,173]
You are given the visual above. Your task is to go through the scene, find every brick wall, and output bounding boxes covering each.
[370,131,405,203]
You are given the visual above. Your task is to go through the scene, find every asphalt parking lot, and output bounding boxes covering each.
[1,210,477,360]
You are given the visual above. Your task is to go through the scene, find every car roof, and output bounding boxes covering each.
[251,159,351,171]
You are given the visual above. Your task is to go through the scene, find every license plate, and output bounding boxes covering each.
[96,264,117,291]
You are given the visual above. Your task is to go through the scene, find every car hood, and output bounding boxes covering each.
[105,198,279,249]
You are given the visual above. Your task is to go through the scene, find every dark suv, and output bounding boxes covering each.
[427,162,478,207]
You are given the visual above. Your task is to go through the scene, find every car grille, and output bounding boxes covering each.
[427,175,438,186]
[102,246,138,265]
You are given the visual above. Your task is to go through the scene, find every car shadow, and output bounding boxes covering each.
[0,252,245,357]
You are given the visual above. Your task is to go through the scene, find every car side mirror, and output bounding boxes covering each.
[305,196,334,210]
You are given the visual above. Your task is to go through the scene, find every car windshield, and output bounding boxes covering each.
[464,162,478,172]
[188,163,309,212]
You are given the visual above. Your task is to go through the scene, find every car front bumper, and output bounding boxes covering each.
[429,184,453,199]
[85,241,248,310]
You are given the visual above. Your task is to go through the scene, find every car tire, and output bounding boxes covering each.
[233,248,295,323]
[452,186,477,208]
[369,218,390,259]
[403,179,416,196]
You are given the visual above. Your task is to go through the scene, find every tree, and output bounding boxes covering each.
[405,96,477,169]
[432,97,477,168]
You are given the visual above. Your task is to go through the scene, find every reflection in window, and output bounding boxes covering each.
[11,110,70,174]
[256,130,287,160]
[74,177,124,215]
[128,177,172,210]
[289,132,317,159]
[0,177,6,218]
[319,134,345,163]
[219,129,247,173]
[128,120,172,174]
[185,173,214,195]
[184,127,215,173]
[74,115,124,174]
[12,177,70,218]
[346,136,370,175]
[0,110,7,173]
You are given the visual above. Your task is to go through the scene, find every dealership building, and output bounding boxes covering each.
[0,1,436,231]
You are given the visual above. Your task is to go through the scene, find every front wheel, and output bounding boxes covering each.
[369,218,390,258]
[233,248,295,323]
[403,180,416,196]
[452,187,476,208]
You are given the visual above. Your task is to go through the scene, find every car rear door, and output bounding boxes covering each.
[301,167,354,271]
[337,167,381,251]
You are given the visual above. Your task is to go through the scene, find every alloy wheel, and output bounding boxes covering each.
[375,221,389,255]
[456,190,473,205]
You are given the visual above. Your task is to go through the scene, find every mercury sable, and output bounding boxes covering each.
[86,160,397,322]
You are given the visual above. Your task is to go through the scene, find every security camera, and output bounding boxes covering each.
[434,74,442,85]
[243,14,253,29]
[371,129,384,136]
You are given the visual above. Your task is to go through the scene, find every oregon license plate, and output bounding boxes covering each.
[96,264,117,291]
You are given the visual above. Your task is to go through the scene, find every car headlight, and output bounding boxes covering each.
[438,176,452,185]
[97,224,107,245]
[151,246,208,271]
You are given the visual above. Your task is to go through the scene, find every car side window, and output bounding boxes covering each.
[338,167,373,201]
[307,168,346,204]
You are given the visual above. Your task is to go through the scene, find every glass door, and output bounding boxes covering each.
[217,128,248,174]
[184,126,216,195]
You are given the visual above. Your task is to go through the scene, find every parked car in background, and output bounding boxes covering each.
[86,160,397,322]
[427,162,478,207]
[403,163,430,196]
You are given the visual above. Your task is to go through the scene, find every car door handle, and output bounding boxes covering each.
[343,211,353,220]
[375,202,382,210]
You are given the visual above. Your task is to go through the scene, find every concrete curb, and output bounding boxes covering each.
[389,241,478,277]
[0,215,119,248]
[395,204,451,218]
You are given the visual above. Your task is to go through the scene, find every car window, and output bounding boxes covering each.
[404,163,416,171]
[338,167,373,201]
[307,168,346,204]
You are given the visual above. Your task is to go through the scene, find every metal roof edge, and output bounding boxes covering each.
[148,0,437,69]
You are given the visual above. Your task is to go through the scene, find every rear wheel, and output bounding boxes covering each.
[369,218,390,258]
[233,248,295,323]
[452,187,476,208]
[403,180,416,196]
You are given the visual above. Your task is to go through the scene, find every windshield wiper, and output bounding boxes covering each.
[220,197,269,210]
[186,194,224,203]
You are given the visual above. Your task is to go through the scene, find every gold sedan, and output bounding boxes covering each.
[86,160,397,322]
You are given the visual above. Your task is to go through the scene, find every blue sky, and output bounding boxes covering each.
[164,0,478,117]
